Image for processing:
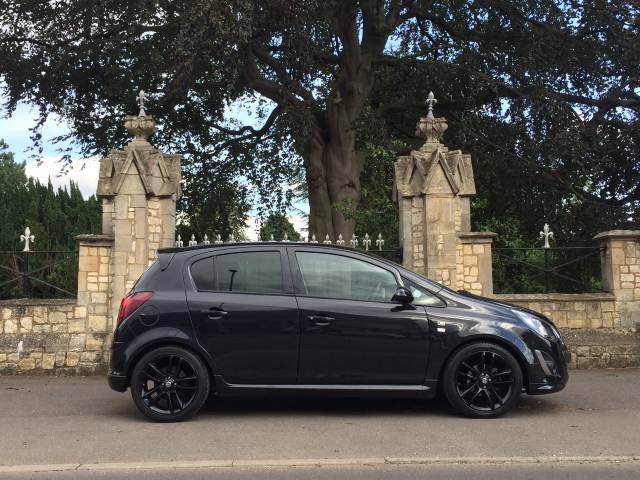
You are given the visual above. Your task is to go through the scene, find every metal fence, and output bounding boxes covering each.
[0,228,79,300]
[492,224,605,294]
[175,232,402,263]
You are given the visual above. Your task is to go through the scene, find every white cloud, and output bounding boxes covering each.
[24,156,100,199]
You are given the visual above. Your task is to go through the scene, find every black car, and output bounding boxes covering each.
[108,242,569,422]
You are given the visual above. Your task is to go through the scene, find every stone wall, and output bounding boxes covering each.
[493,231,640,369]
[495,293,639,368]
[456,232,495,296]
[0,114,180,376]
[0,299,107,374]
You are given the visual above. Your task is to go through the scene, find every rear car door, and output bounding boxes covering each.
[289,247,430,385]
[185,247,299,385]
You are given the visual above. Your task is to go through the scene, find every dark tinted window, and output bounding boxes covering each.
[215,251,283,294]
[296,252,397,302]
[190,257,215,291]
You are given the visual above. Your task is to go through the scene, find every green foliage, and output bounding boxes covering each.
[1,0,638,286]
[259,213,300,241]
[0,141,101,299]
[336,142,401,259]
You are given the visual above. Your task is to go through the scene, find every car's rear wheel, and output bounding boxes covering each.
[443,342,523,418]
[130,346,210,422]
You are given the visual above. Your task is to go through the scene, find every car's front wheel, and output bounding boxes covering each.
[130,346,210,422]
[443,342,523,418]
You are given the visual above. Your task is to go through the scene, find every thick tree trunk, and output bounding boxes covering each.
[306,100,364,242]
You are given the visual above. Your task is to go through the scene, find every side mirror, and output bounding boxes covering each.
[392,286,414,305]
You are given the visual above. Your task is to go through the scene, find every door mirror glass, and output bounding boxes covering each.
[392,286,414,305]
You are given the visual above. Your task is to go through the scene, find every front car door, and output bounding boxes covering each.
[289,247,431,386]
[185,247,299,385]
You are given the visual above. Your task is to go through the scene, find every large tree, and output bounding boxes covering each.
[1,1,638,240]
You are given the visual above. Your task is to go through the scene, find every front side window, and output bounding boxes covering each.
[402,278,445,307]
[215,251,283,294]
[296,252,397,302]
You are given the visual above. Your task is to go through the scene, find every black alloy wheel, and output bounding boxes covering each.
[443,342,523,418]
[130,346,210,422]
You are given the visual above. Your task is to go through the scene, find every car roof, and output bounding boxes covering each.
[158,241,367,255]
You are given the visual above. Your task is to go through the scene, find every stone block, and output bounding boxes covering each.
[85,334,104,351]
[49,311,67,324]
[42,353,56,369]
[608,355,629,368]
[79,255,98,272]
[66,352,80,367]
[91,292,108,304]
[80,351,100,363]
[52,324,67,333]
[68,318,85,333]
[88,315,107,332]
[68,334,86,352]
[18,358,36,370]
[55,352,66,367]
[19,317,32,332]
[4,319,17,334]
[576,346,590,357]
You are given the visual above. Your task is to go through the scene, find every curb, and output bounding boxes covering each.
[0,455,638,474]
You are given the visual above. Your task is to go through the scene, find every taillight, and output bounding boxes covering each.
[117,291,154,327]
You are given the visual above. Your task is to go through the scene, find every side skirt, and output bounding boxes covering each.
[213,375,438,399]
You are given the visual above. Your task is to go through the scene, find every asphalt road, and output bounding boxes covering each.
[1,463,640,480]
[0,369,638,473]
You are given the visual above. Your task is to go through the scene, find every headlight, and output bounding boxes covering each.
[512,310,551,339]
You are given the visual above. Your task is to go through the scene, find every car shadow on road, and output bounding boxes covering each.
[187,392,562,420]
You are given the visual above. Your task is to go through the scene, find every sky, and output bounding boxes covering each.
[0,96,308,241]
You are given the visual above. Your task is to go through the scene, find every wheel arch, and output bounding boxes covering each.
[438,335,530,389]
[124,338,215,388]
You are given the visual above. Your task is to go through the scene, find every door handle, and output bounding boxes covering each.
[203,308,228,320]
[308,315,335,326]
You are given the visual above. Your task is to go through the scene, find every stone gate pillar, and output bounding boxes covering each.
[96,114,181,331]
[394,94,495,295]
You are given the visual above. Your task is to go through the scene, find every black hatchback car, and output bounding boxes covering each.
[108,242,569,422]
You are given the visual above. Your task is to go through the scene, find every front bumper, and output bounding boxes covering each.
[108,372,128,392]
[526,340,570,395]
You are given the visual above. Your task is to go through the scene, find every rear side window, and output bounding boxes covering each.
[190,251,284,294]
[191,257,215,291]
[216,252,283,294]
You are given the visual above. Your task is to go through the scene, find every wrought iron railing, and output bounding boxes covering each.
[0,227,79,299]
[174,232,403,264]
[0,250,79,299]
[492,246,605,294]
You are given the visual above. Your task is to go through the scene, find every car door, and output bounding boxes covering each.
[289,247,431,385]
[185,247,299,385]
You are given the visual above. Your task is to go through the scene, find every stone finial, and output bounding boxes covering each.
[137,90,149,117]
[416,92,447,145]
[425,91,437,120]
[124,115,156,144]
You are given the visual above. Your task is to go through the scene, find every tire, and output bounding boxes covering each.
[443,342,523,419]
[130,346,210,422]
